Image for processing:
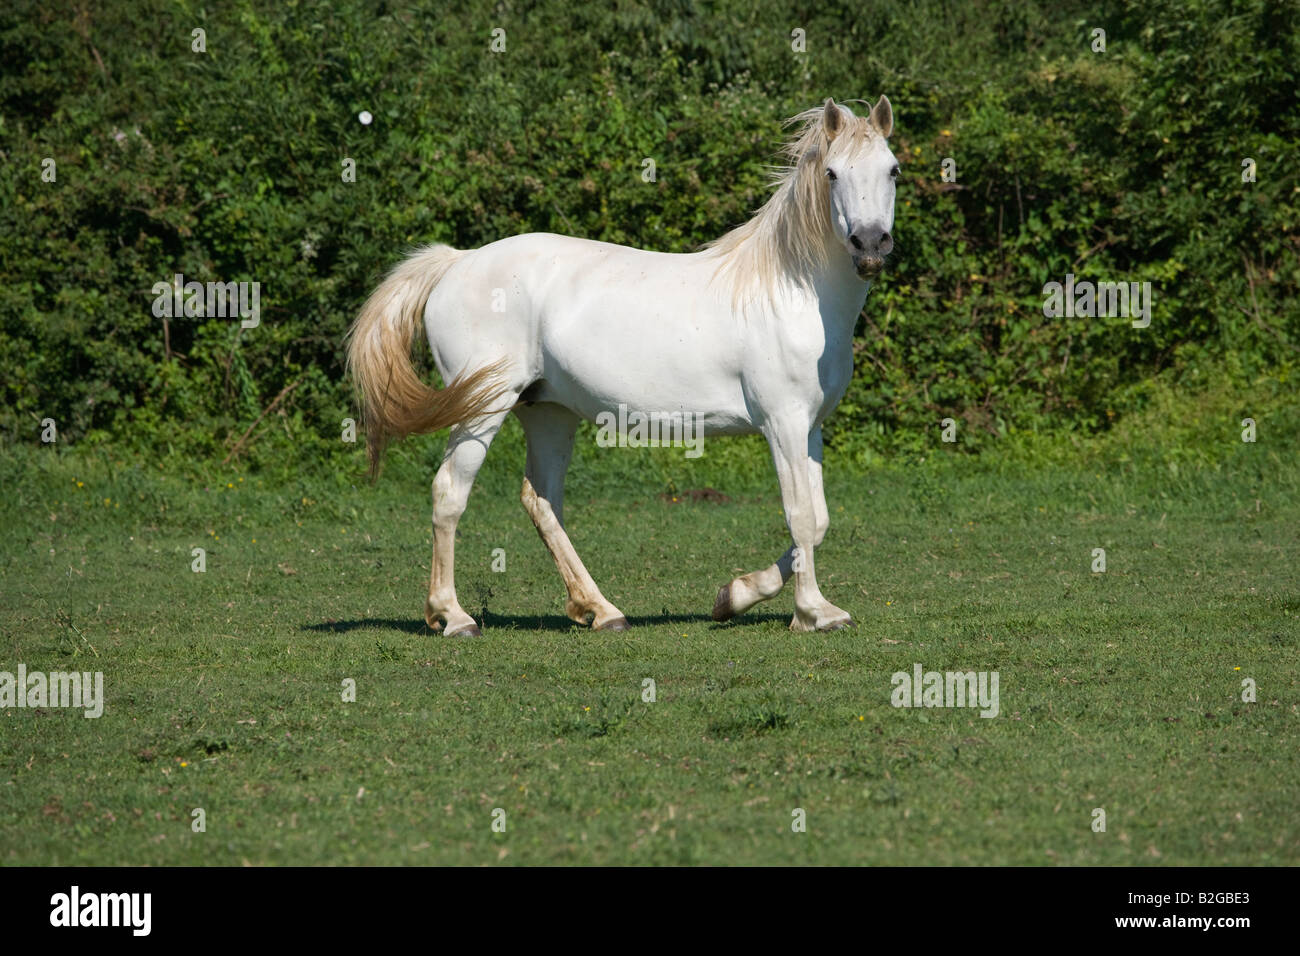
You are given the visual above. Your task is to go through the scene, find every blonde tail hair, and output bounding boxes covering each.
[346,245,510,480]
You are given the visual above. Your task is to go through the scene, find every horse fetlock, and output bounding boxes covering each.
[566,596,627,630]
[790,602,853,632]
[564,598,595,625]
[427,597,480,636]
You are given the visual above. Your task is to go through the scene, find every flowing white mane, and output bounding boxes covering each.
[704,102,881,306]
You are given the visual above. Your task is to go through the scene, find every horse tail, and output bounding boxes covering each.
[346,244,511,481]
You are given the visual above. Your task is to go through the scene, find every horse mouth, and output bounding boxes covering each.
[855,256,886,279]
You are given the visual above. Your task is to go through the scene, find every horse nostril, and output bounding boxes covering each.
[881,232,891,244]
[850,235,864,251]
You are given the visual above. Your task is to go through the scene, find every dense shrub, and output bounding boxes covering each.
[1,0,1295,471]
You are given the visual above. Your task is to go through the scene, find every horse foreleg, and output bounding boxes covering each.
[714,425,847,631]
[712,543,796,621]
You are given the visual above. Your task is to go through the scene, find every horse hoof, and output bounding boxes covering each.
[595,616,631,632]
[711,584,734,621]
[445,623,482,637]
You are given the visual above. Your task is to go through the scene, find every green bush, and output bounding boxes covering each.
[1,0,1295,475]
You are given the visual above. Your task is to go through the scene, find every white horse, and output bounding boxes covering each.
[347,97,898,636]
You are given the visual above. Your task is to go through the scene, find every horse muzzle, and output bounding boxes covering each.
[855,255,886,280]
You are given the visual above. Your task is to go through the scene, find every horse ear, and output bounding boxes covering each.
[822,98,844,139]
[871,95,893,138]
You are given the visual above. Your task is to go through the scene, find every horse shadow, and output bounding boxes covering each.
[302,609,789,636]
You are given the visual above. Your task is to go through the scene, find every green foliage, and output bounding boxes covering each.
[2,442,1296,864]
[1,0,1296,471]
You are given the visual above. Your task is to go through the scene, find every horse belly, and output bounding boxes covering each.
[536,270,751,432]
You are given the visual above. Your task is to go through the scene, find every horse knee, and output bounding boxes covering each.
[813,517,829,547]
[785,506,818,548]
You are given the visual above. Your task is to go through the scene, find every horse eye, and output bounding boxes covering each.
[826,168,837,181]
[890,165,899,178]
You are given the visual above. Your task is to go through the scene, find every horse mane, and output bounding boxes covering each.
[703,101,879,308]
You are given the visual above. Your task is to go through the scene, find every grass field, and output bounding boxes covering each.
[1,425,1297,865]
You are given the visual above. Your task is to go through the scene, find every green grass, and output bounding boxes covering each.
[1,432,1297,865]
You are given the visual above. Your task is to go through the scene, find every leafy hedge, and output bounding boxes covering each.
[2,0,1296,471]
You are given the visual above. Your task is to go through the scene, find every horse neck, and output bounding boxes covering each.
[761,177,861,309]
[710,171,864,318]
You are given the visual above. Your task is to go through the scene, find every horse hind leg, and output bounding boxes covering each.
[515,404,629,631]
[425,401,516,636]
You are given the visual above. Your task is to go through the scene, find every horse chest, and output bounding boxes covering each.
[746,314,853,419]
[816,349,854,420]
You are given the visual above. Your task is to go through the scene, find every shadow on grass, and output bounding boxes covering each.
[302,610,790,635]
